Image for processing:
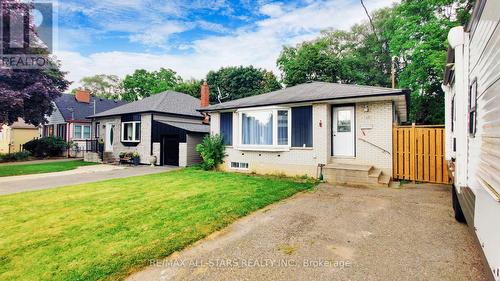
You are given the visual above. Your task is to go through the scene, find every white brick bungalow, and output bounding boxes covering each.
[201,82,409,186]
[88,90,209,166]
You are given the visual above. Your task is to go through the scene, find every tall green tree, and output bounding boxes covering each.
[79,74,124,100]
[277,0,473,124]
[206,66,281,102]
[173,79,203,98]
[277,9,393,88]
[122,68,181,101]
[383,0,473,124]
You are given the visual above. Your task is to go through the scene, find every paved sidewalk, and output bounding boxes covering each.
[0,165,177,195]
[127,183,488,281]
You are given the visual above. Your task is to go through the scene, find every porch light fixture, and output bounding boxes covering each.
[363,105,369,112]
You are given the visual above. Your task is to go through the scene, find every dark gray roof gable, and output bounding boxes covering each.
[200,82,408,112]
[55,94,127,122]
[89,91,204,119]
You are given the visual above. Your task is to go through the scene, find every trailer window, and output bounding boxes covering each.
[468,79,477,137]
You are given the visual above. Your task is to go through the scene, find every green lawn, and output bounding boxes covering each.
[0,160,97,177]
[0,168,316,281]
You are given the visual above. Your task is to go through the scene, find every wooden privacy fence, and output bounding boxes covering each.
[392,124,450,184]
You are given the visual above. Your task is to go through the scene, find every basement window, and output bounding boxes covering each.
[230,162,249,170]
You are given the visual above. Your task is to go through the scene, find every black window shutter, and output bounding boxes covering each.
[292,106,313,147]
[220,112,233,145]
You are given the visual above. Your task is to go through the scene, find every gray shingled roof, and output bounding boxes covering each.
[89,91,204,118]
[55,94,127,121]
[201,82,407,111]
[158,120,209,133]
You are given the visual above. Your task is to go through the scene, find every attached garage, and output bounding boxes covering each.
[153,120,209,167]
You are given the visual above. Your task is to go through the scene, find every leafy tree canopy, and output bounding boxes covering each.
[277,0,473,124]
[383,0,473,124]
[122,68,181,101]
[173,79,203,98]
[206,66,282,103]
[78,74,124,100]
[0,0,69,126]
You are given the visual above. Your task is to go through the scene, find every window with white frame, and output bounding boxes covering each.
[230,162,249,169]
[121,121,141,142]
[73,124,91,139]
[469,79,477,137]
[238,107,290,148]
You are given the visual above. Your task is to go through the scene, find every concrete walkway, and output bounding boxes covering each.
[0,165,177,195]
[127,184,488,281]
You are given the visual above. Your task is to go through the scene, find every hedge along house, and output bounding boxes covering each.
[88,87,210,166]
[201,82,409,187]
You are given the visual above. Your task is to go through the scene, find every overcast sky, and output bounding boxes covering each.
[52,0,397,89]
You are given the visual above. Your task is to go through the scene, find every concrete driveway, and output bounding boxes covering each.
[0,165,177,195]
[128,184,488,281]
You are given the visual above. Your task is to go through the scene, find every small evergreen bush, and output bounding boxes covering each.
[196,134,225,170]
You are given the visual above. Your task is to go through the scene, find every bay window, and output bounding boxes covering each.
[238,107,290,149]
[121,121,141,142]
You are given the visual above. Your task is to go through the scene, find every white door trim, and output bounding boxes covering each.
[332,105,355,157]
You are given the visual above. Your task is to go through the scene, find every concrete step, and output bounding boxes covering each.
[378,174,391,185]
[325,163,373,171]
[323,163,392,188]
[368,168,382,178]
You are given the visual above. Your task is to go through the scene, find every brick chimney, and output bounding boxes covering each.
[200,81,210,108]
[75,89,91,103]
[200,81,210,124]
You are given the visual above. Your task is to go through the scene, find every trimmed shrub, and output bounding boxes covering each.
[23,137,69,158]
[196,134,225,170]
[0,151,31,162]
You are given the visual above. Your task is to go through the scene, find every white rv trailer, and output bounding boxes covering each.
[442,0,499,280]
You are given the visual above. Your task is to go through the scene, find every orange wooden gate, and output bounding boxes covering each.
[392,124,450,184]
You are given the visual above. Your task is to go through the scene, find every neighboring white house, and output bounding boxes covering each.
[88,88,210,166]
[442,0,499,279]
[201,81,409,187]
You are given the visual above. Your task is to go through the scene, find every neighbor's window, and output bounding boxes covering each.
[291,106,313,147]
[239,107,291,148]
[220,112,233,146]
[73,124,91,139]
[469,79,477,137]
[121,121,141,142]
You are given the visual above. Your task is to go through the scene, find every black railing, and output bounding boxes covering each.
[85,139,104,161]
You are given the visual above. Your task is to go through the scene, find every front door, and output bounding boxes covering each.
[105,123,115,152]
[332,106,355,157]
[162,135,179,166]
